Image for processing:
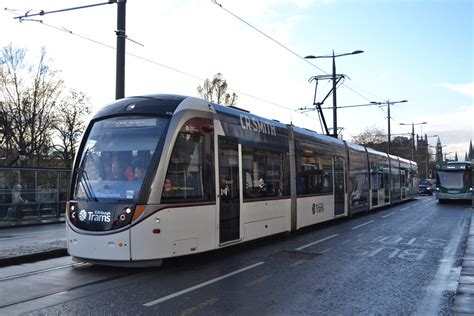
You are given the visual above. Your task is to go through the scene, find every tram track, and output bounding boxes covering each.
[0,262,89,282]
[0,272,135,309]
[0,261,137,310]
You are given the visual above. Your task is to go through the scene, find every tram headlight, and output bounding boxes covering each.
[112,207,134,229]
[70,211,78,225]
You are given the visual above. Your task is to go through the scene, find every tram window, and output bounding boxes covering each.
[370,163,384,190]
[242,147,290,199]
[296,151,333,196]
[73,116,167,201]
[162,132,213,203]
[401,169,409,186]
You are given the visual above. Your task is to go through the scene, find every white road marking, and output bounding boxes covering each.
[143,262,265,307]
[351,220,375,230]
[400,207,410,211]
[295,234,339,251]
[289,260,306,267]
[319,248,332,254]
[381,212,396,218]
[407,238,416,245]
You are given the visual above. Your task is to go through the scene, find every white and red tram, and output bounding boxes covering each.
[67,95,418,266]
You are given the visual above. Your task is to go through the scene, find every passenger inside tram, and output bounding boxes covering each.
[133,166,145,181]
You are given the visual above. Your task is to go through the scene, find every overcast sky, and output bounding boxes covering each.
[1,0,472,158]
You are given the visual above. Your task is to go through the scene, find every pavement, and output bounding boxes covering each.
[452,207,474,315]
[0,221,67,267]
[0,203,473,314]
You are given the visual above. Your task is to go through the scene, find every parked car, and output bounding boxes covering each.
[418,179,434,195]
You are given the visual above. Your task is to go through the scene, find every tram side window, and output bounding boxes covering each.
[242,147,290,199]
[392,167,401,188]
[162,133,212,202]
[370,163,384,190]
[400,169,407,186]
[296,151,333,196]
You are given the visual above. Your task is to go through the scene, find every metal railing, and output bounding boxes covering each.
[0,167,71,227]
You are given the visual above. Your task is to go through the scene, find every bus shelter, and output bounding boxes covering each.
[0,167,70,227]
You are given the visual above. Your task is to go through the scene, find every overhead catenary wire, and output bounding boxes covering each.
[211,0,327,75]
[211,0,387,104]
[12,1,115,21]
[3,8,319,125]
[5,4,396,136]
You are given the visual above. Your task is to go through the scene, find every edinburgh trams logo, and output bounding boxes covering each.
[312,203,324,214]
[78,209,112,223]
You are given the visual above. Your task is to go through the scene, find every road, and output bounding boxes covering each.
[0,195,471,315]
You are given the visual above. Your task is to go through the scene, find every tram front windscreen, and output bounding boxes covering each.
[73,116,168,202]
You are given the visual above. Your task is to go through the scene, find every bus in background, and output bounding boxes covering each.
[435,161,472,203]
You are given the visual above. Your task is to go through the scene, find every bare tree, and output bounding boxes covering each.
[52,89,91,167]
[197,73,238,106]
[0,44,63,166]
[351,126,386,145]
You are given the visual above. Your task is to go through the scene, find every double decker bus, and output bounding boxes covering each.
[435,161,473,202]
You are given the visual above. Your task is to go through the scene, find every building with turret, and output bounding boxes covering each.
[436,136,444,163]
[469,139,473,160]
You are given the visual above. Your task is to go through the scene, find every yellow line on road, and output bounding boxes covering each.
[180,298,218,316]
[245,274,271,287]
[290,260,306,267]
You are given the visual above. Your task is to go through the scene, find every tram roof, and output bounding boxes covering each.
[291,126,345,146]
[345,141,367,153]
[92,94,187,119]
[91,94,289,130]
[365,146,388,158]
[211,102,288,130]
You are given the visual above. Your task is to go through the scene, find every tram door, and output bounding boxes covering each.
[334,156,345,216]
[218,137,240,244]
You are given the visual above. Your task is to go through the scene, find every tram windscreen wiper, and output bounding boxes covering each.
[75,147,98,202]
[79,168,98,202]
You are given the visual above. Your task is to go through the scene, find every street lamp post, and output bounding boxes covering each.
[370,100,408,155]
[423,135,438,179]
[305,50,364,138]
[399,121,427,161]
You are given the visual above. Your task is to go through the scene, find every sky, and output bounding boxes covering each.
[0,0,472,159]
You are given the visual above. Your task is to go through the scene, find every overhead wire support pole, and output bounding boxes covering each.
[115,0,126,99]
[370,99,408,156]
[12,0,125,100]
[332,51,337,138]
[307,74,345,136]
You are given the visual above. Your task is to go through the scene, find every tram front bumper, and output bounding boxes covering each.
[67,224,131,261]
